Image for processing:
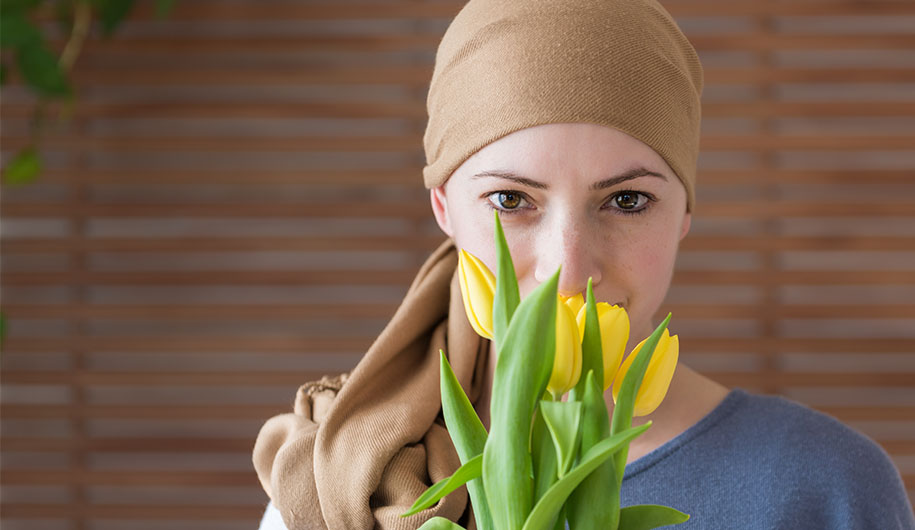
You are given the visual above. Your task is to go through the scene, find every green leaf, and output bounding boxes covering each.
[93,0,137,37]
[16,43,71,96]
[566,371,619,530]
[570,278,603,401]
[438,350,493,530]
[416,517,467,530]
[522,422,652,530]
[531,398,558,505]
[491,210,520,347]
[54,0,75,37]
[155,0,176,18]
[3,147,41,185]
[610,314,671,482]
[0,12,43,48]
[401,454,482,517]
[539,400,582,478]
[618,504,689,530]
[483,266,559,530]
[0,0,43,16]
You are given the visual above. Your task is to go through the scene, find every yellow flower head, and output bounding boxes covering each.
[611,328,679,417]
[547,297,583,396]
[457,249,495,340]
[575,303,630,391]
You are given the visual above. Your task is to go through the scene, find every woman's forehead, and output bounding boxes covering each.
[452,123,675,184]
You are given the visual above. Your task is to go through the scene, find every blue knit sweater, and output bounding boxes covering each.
[619,389,914,529]
[258,389,914,529]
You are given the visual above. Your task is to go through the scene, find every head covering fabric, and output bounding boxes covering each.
[422,0,704,210]
[253,239,490,529]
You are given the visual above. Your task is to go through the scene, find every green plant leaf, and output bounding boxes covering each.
[570,278,603,401]
[155,0,176,17]
[618,504,689,530]
[438,350,493,530]
[16,42,71,96]
[416,517,467,530]
[531,397,558,505]
[539,400,582,478]
[483,266,559,530]
[522,422,651,530]
[610,314,671,482]
[0,0,43,15]
[566,371,619,530]
[93,0,137,37]
[401,454,482,517]
[3,147,41,185]
[491,210,520,346]
[0,12,43,48]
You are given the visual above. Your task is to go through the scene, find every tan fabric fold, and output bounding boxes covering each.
[253,239,490,529]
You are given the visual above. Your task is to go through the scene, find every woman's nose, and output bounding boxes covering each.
[533,225,602,297]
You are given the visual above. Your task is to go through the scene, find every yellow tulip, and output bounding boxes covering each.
[457,249,496,340]
[611,328,679,417]
[560,293,584,318]
[575,303,630,391]
[547,299,583,396]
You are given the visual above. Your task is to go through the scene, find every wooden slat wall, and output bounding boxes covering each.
[2,0,914,526]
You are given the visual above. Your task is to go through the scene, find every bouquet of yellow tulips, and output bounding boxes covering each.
[402,211,686,530]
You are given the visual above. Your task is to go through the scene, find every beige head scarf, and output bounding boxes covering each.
[253,1,703,527]
[423,0,704,210]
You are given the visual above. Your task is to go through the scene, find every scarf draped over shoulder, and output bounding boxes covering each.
[252,239,490,529]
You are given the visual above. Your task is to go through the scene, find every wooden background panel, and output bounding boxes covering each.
[2,0,914,527]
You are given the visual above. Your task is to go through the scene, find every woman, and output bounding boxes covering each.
[253,0,914,528]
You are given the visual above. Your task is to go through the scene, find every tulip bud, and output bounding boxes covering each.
[576,303,629,391]
[547,299,583,396]
[457,249,496,340]
[611,328,679,417]
[560,292,584,318]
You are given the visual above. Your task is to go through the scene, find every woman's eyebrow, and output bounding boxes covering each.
[471,167,668,190]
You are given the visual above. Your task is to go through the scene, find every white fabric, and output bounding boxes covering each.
[258,501,290,530]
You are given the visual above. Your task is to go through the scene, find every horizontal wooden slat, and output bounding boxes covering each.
[3,235,912,253]
[3,201,914,218]
[816,406,915,422]
[37,32,915,56]
[56,65,915,87]
[0,504,262,520]
[3,337,913,354]
[116,1,915,20]
[0,437,253,452]
[712,372,915,387]
[4,269,914,286]
[5,133,913,152]
[4,303,915,320]
[6,100,915,120]
[10,168,910,186]
[1,470,256,486]
[33,168,419,185]
[1,404,283,419]
[8,403,915,421]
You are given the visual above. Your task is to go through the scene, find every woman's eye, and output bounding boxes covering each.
[610,191,651,212]
[486,191,529,212]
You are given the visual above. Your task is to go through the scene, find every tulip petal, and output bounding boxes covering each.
[612,329,678,417]
[547,300,582,396]
[458,249,495,340]
[576,302,630,391]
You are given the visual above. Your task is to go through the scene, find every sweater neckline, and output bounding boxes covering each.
[622,387,749,481]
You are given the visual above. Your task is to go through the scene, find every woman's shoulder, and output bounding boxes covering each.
[718,389,895,474]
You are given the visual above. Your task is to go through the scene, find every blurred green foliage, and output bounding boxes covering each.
[1,0,176,185]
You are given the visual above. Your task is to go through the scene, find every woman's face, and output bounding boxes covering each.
[430,122,691,342]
